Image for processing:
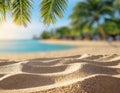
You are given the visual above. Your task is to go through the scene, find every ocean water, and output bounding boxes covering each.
[0,40,74,54]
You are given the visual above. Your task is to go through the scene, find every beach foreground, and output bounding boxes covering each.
[0,40,120,93]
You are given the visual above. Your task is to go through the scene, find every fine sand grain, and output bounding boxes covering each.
[0,40,119,93]
[0,54,120,93]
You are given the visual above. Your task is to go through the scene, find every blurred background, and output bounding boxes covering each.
[39,0,120,41]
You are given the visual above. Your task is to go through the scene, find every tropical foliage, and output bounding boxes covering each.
[40,31,50,39]
[0,0,120,40]
[103,21,120,35]
[12,0,33,27]
[70,0,116,39]
[56,27,70,38]
[0,0,68,26]
[40,0,120,41]
[0,0,11,21]
[41,0,67,25]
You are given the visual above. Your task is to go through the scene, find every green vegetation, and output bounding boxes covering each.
[70,0,115,40]
[56,27,71,39]
[41,31,50,39]
[41,0,68,25]
[0,0,68,26]
[103,21,120,35]
[0,0,120,40]
[40,0,120,41]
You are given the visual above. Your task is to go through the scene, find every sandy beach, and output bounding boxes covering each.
[0,40,120,93]
[0,40,119,60]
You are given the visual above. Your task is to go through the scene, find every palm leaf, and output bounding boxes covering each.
[40,0,68,25]
[0,0,11,22]
[12,0,33,27]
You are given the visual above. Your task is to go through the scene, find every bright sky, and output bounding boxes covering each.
[0,0,81,40]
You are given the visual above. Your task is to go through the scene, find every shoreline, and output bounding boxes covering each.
[0,40,120,93]
[0,40,119,60]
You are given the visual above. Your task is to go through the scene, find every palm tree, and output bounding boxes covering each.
[56,27,70,39]
[105,0,120,36]
[70,0,115,40]
[0,0,68,26]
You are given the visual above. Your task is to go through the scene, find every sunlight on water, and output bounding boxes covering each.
[0,40,74,54]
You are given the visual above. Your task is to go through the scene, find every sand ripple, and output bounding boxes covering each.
[0,54,120,93]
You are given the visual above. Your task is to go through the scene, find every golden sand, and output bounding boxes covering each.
[0,40,119,93]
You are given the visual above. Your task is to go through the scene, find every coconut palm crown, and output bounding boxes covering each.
[70,0,116,39]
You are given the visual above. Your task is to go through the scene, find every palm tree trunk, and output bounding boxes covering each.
[97,23,106,40]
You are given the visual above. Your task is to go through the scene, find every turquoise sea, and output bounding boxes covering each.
[0,40,74,54]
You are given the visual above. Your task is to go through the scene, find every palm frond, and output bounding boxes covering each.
[0,0,11,22]
[12,0,33,27]
[40,0,68,25]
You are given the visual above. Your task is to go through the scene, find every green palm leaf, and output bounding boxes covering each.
[70,0,115,40]
[0,0,11,22]
[12,0,33,27]
[40,0,68,25]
